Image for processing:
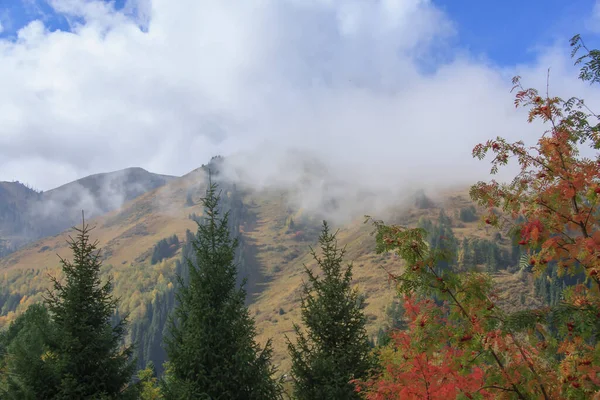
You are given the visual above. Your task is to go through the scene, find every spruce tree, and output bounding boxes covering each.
[287,221,374,400]
[163,176,282,399]
[45,215,136,399]
[0,304,59,399]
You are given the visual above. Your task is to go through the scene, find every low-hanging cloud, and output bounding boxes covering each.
[1,0,599,223]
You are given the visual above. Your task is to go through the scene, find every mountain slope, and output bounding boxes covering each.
[0,167,541,374]
[0,167,176,255]
[0,181,42,257]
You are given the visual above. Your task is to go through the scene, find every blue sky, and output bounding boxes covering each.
[436,0,598,65]
[0,0,128,36]
[1,0,598,67]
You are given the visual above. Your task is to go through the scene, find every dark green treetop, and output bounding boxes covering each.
[45,214,136,399]
[0,304,59,400]
[163,176,282,399]
[287,221,374,400]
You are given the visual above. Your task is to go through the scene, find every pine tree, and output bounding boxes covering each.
[45,214,136,399]
[287,221,374,400]
[486,246,498,272]
[0,304,60,399]
[459,237,474,269]
[163,176,282,399]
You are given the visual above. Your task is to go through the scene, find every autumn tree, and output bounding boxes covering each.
[467,34,600,396]
[45,215,137,398]
[356,215,558,398]
[287,221,374,400]
[354,34,600,399]
[163,176,283,399]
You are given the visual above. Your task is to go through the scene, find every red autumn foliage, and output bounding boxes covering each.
[353,296,491,400]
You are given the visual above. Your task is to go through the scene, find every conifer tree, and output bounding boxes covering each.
[163,176,282,399]
[459,237,473,269]
[0,304,59,399]
[287,221,374,400]
[45,214,136,399]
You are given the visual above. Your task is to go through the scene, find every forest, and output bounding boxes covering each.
[1,34,600,399]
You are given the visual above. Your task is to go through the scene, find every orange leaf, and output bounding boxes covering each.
[592,231,600,245]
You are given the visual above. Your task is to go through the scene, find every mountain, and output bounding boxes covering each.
[0,181,42,257]
[0,164,544,375]
[0,167,176,256]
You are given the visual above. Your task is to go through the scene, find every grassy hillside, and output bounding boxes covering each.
[0,169,540,374]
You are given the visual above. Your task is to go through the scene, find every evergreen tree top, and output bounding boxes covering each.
[43,212,136,399]
[288,220,374,400]
[164,175,282,399]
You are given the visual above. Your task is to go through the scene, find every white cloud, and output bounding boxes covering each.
[0,0,598,220]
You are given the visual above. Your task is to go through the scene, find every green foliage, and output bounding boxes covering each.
[137,362,162,400]
[163,176,283,399]
[287,221,374,400]
[458,205,478,222]
[150,235,180,265]
[363,216,562,398]
[571,34,600,86]
[130,289,175,377]
[417,211,457,257]
[0,293,23,316]
[415,210,459,283]
[133,180,259,379]
[44,217,137,399]
[0,304,59,400]
[375,300,407,347]
[460,238,508,272]
[534,261,587,306]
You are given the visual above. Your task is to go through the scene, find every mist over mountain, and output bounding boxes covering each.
[0,167,175,256]
[0,152,466,261]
